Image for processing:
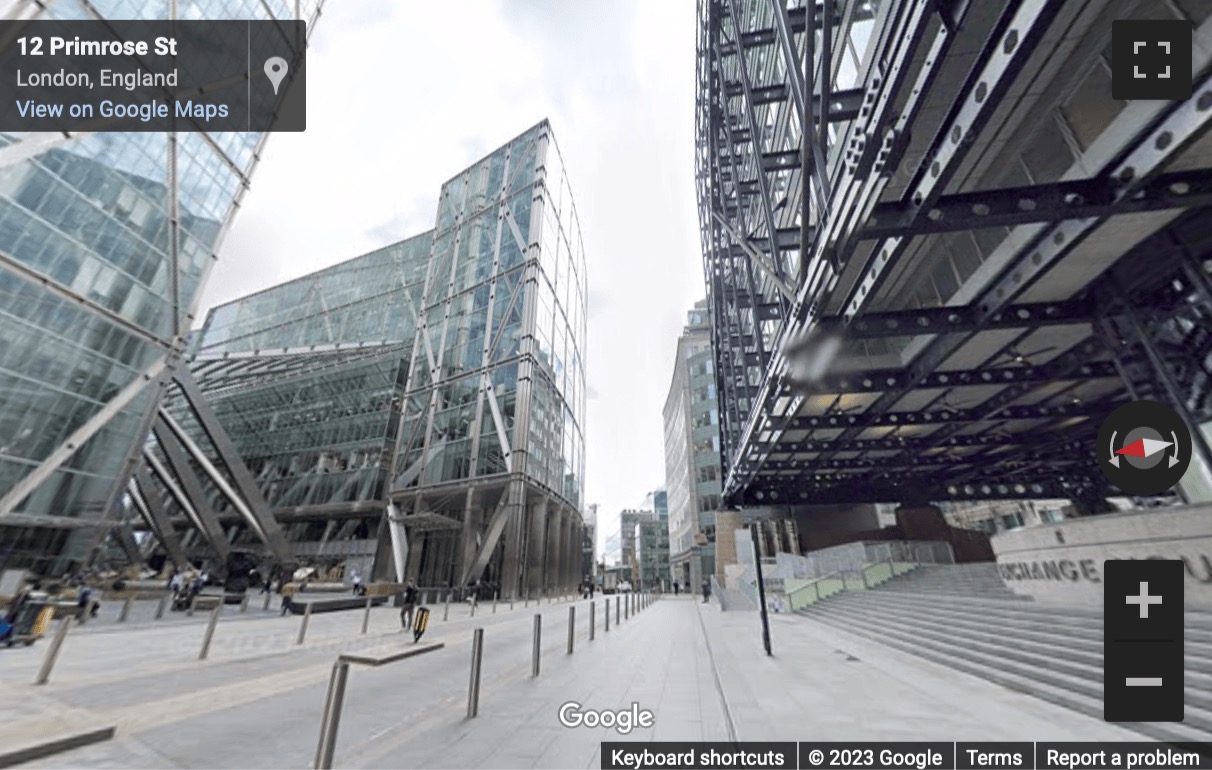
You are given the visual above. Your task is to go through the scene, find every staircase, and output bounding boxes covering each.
[797,563,1212,744]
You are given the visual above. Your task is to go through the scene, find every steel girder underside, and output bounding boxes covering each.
[697,0,1212,508]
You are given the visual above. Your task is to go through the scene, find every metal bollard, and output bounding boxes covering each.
[467,627,484,718]
[297,601,313,645]
[34,616,73,685]
[199,605,221,660]
[118,596,133,623]
[240,594,250,613]
[314,660,350,770]
[493,591,498,614]
[263,591,272,611]
[188,595,198,617]
[156,594,169,620]
[443,591,451,621]
[361,596,373,634]
[625,594,629,620]
[605,598,610,631]
[590,601,596,640]
[531,614,542,677]
[615,596,620,625]
[567,606,575,654]
[470,596,476,618]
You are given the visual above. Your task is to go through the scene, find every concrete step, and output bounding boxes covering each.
[848,594,1212,654]
[849,590,1212,637]
[808,602,1212,703]
[804,605,1212,737]
[802,610,1212,744]
[885,584,1017,595]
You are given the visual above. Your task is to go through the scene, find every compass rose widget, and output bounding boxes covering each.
[1097,400,1193,496]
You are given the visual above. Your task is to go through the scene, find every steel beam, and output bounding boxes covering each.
[151,418,232,561]
[0,356,168,517]
[171,370,292,563]
[861,169,1212,240]
[779,398,1116,433]
[726,0,949,496]
[796,359,1116,396]
[795,428,1093,453]
[142,448,214,552]
[838,0,1067,323]
[815,299,1095,341]
[131,469,190,569]
[734,472,1110,506]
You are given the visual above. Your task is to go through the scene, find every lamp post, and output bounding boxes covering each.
[750,521,772,656]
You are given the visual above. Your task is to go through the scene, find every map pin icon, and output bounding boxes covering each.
[264,56,288,95]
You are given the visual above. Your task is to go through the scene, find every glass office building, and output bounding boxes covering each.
[0,1,321,575]
[181,121,587,597]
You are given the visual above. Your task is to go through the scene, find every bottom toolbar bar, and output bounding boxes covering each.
[600,742,1212,770]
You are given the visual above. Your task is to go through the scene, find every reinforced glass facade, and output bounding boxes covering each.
[391,122,587,594]
[175,121,586,594]
[393,123,586,503]
[0,0,320,574]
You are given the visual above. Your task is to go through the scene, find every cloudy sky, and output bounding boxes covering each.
[199,1,705,555]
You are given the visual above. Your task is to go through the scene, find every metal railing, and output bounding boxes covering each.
[314,642,445,769]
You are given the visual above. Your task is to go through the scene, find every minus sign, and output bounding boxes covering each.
[1126,678,1164,687]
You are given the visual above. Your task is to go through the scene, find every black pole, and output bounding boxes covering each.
[750,522,772,656]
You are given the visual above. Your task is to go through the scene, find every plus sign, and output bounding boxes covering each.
[1126,581,1163,619]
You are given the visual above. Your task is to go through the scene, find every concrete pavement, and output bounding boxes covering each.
[2,592,1149,769]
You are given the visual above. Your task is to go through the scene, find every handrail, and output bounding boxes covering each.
[785,570,844,611]
[314,642,444,768]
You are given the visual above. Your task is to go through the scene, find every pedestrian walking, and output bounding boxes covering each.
[701,580,711,604]
[673,582,680,596]
[399,579,418,631]
[588,581,595,599]
[351,570,363,596]
[77,585,98,622]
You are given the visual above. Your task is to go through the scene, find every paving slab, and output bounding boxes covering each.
[3,594,1170,770]
[698,598,1144,742]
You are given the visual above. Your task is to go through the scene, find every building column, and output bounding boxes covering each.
[557,509,570,594]
[526,494,548,598]
[458,487,480,586]
[714,509,742,587]
[689,547,702,595]
[405,531,424,583]
[567,515,577,591]
[543,503,561,596]
[499,480,527,599]
[572,519,583,587]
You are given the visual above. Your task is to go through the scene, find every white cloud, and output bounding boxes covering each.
[206,1,704,555]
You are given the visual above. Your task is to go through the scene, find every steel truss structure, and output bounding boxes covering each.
[0,0,322,575]
[697,0,1212,510]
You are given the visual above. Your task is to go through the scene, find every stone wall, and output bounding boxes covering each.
[715,510,743,584]
[990,504,1212,608]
